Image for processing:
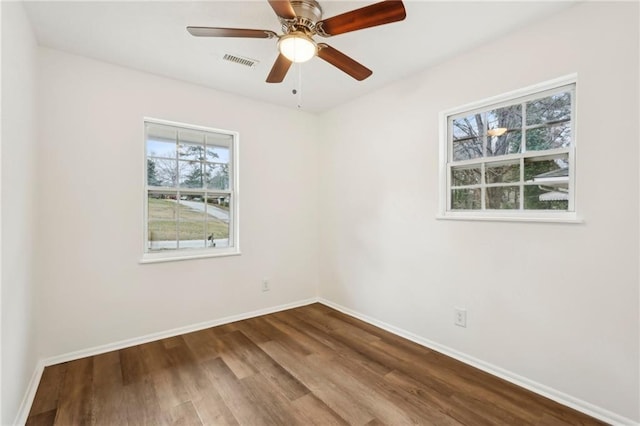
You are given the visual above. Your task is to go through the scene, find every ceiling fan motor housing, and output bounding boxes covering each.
[285,0,323,33]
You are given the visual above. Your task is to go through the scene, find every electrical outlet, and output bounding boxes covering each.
[454,307,467,327]
[262,279,270,292]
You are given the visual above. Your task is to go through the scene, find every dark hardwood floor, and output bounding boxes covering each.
[26,303,605,425]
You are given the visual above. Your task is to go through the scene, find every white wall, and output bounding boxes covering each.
[36,48,320,359]
[319,2,639,422]
[4,1,639,424]
[1,2,40,424]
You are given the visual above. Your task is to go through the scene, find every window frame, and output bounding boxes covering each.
[140,117,240,263]
[438,74,581,223]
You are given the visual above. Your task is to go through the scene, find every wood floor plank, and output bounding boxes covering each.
[24,409,57,426]
[221,329,310,401]
[300,304,383,344]
[241,314,313,357]
[308,352,457,426]
[53,357,94,425]
[240,372,308,425]
[384,369,473,422]
[182,328,221,361]
[148,336,209,407]
[226,319,269,343]
[191,385,239,426]
[27,303,606,426]
[119,345,148,385]
[170,350,217,400]
[319,348,463,425]
[123,375,170,425]
[200,357,271,425]
[214,331,259,379]
[259,340,377,425]
[283,308,393,377]
[162,336,185,349]
[92,351,128,426]
[290,393,349,426]
[150,367,191,412]
[27,363,67,417]
[265,313,338,357]
[140,340,176,374]
[169,400,203,426]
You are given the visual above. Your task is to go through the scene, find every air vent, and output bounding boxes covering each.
[222,53,258,68]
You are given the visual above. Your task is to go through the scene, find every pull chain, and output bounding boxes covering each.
[292,63,303,109]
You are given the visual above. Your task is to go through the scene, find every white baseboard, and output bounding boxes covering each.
[14,359,45,426]
[14,297,318,425]
[43,297,319,367]
[318,298,638,426]
[15,296,638,426]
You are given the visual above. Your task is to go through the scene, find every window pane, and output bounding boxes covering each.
[524,183,569,210]
[178,130,205,145]
[175,194,230,249]
[148,191,178,251]
[206,193,230,209]
[451,166,480,186]
[487,131,521,157]
[204,194,230,222]
[178,143,205,161]
[526,92,571,126]
[206,163,230,190]
[146,139,176,159]
[453,138,483,161]
[206,133,233,148]
[452,114,482,140]
[147,158,177,187]
[486,186,519,209]
[146,124,177,156]
[206,194,231,248]
[176,192,206,248]
[452,114,483,161]
[179,161,205,188]
[526,123,571,151]
[206,145,230,164]
[451,188,481,210]
[524,155,569,181]
[178,221,206,249]
[206,217,230,249]
[486,162,519,184]
[487,105,522,132]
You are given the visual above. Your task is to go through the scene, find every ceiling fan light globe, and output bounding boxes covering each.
[278,33,317,63]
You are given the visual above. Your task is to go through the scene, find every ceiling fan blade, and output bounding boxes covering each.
[187,27,277,39]
[316,0,406,37]
[266,54,293,83]
[317,44,372,81]
[268,0,296,20]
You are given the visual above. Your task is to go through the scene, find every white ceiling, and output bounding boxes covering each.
[23,1,576,113]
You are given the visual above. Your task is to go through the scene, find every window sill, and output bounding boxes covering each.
[436,213,583,224]
[140,248,241,264]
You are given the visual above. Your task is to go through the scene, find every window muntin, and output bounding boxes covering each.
[440,78,577,221]
[143,119,238,261]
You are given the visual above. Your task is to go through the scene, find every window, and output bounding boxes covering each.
[142,118,239,262]
[439,75,578,222]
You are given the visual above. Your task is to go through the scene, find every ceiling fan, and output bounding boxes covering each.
[187,0,406,83]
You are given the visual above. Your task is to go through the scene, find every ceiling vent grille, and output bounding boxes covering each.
[222,53,258,68]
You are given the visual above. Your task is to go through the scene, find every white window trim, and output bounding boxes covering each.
[140,117,241,264]
[437,74,582,223]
